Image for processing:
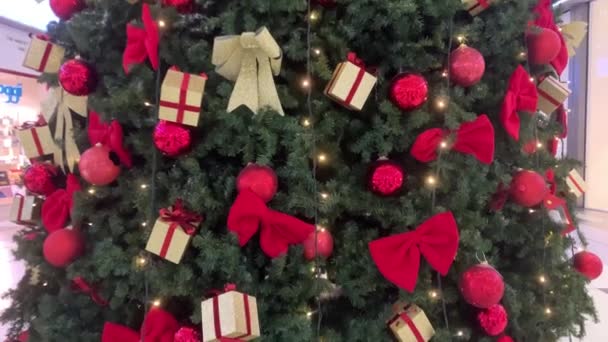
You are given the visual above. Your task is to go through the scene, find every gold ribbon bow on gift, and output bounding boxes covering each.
[40,87,88,172]
[560,21,588,57]
[212,27,284,116]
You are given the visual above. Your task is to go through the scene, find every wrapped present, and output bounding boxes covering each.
[388,303,435,342]
[566,169,587,198]
[325,53,377,111]
[201,284,260,342]
[462,0,492,16]
[537,76,571,115]
[16,120,58,160]
[10,194,42,226]
[145,199,202,264]
[544,194,575,235]
[23,34,65,73]
[159,67,207,127]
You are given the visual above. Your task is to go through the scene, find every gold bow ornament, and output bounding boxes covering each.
[40,87,88,172]
[212,27,284,115]
[560,21,588,57]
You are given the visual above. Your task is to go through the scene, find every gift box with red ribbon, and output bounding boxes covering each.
[9,194,41,226]
[544,194,575,235]
[201,285,260,342]
[159,67,207,127]
[145,199,202,264]
[388,303,435,342]
[16,122,57,160]
[462,0,492,16]
[566,169,587,198]
[324,53,377,111]
[23,35,65,73]
[537,76,571,115]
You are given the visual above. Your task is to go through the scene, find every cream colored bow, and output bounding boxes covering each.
[212,27,284,116]
[41,87,88,172]
[560,21,588,57]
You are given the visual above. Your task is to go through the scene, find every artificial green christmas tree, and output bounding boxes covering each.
[2,0,598,341]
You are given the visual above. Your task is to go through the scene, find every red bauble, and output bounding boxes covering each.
[449,45,486,87]
[573,251,603,280]
[43,228,84,267]
[389,73,429,111]
[303,229,334,260]
[79,144,121,186]
[50,0,85,20]
[497,336,514,342]
[477,304,508,336]
[174,327,201,342]
[368,159,405,196]
[24,163,58,196]
[236,164,278,203]
[459,263,505,309]
[509,170,548,207]
[153,121,192,157]
[522,140,540,154]
[162,0,195,14]
[527,27,562,65]
[59,59,97,96]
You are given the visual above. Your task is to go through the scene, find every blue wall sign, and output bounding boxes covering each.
[0,84,23,104]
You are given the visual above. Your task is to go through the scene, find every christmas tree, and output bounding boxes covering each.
[2,0,599,341]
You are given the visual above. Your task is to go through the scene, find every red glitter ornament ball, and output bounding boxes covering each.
[477,304,508,336]
[459,263,505,309]
[162,0,195,14]
[24,163,58,196]
[573,251,603,280]
[303,228,334,260]
[389,73,429,111]
[527,27,562,65]
[497,336,514,342]
[43,228,84,267]
[50,0,85,20]
[368,159,405,196]
[79,144,121,186]
[449,45,486,87]
[509,170,548,207]
[236,164,278,203]
[153,121,192,157]
[59,59,97,96]
[174,327,201,342]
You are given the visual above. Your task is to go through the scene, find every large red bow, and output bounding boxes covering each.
[41,174,81,233]
[88,112,132,168]
[123,4,159,74]
[369,211,459,292]
[159,199,203,236]
[500,66,538,141]
[71,277,108,306]
[411,115,495,165]
[533,0,568,75]
[102,308,179,342]
[347,52,376,74]
[227,190,315,258]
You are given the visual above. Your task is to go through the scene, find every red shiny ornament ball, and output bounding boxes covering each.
[368,159,405,196]
[303,229,334,260]
[162,0,195,14]
[43,228,84,267]
[509,170,548,207]
[459,263,505,309]
[79,144,121,186]
[153,121,192,157]
[573,251,603,280]
[59,59,97,96]
[174,327,201,342]
[389,73,429,111]
[449,45,486,87]
[497,336,514,342]
[50,0,85,20]
[527,27,562,65]
[24,163,58,196]
[236,164,278,203]
[477,304,508,336]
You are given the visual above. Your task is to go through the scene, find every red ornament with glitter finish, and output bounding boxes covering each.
[79,144,121,186]
[153,121,192,157]
[477,304,508,336]
[50,0,85,20]
[24,163,58,196]
[459,263,505,309]
[368,159,405,196]
[389,73,429,111]
[303,229,334,260]
[59,59,97,96]
[174,327,201,342]
[449,45,486,87]
[497,336,514,342]
[162,0,195,14]
[573,251,603,280]
[236,164,278,203]
[509,170,548,207]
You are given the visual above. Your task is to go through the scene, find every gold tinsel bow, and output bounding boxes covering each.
[560,21,588,57]
[40,87,88,172]
[212,27,284,115]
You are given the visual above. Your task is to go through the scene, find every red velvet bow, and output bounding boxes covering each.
[546,168,557,195]
[411,115,495,165]
[18,115,47,130]
[500,66,539,141]
[123,4,159,74]
[102,308,179,342]
[71,277,108,306]
[227,190,315,258]
[369,211,459,292]
[41,174,81,233]
[88,112,133,168]
[347,52,376,74]
[159,199,203,236]
[533,0,568,75]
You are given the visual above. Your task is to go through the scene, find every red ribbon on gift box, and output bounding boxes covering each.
[204,284,254,341]
[72,277,108,307]
[467,0,490,13]
[18,116,48,157]
[159,67,208,124]
[14,195,25,223]
[32,34,53,72]
[387,311,425,342]
[538,87,563,108]
[342,52,376,107]
[157,199,202,258]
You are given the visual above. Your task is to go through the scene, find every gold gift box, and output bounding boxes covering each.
[17,125,57,159]
[201,290,261,341]
[324,60,377,111]
[145,218,197,264]
[159,68,207,127]
[388,304,435,342]
[10,195,42,226]
[537,76,571,115]
[23,36,65,73]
